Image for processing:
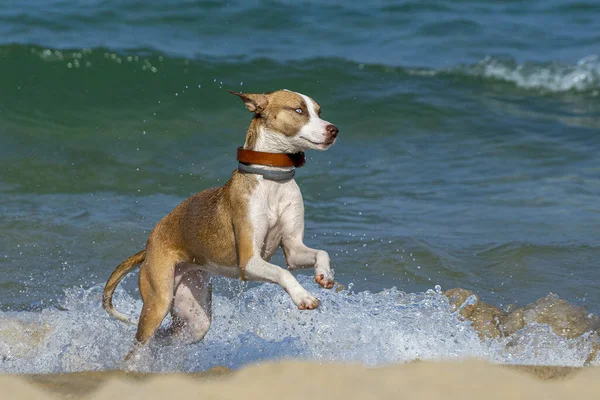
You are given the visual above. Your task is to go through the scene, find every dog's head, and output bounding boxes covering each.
[230,89,338,153]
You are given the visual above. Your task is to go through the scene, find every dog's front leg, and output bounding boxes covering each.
[244,256,320,309]
[234,215,319,310]
[280,197,335,289]
[283,239,334,289]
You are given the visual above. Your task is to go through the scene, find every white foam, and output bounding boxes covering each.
[404,55,600,93]
[0,276,596,373]
[467,55,600,93]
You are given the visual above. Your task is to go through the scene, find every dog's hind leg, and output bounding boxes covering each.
[169,266,212,344]
[125,251,177,361]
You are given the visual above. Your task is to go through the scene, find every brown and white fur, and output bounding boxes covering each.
[102,89,339,360]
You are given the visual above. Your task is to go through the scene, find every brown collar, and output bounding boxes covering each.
[237,147,305,168]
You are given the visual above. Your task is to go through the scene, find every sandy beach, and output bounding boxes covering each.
[0,360,594,399]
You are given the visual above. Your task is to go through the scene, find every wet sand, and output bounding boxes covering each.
[0,360,596,399]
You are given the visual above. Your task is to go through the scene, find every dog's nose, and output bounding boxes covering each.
[326,124,339,137]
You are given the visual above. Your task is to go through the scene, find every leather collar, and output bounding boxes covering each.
[236,147,305,168]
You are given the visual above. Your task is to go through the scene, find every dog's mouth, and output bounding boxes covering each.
[301,137,336,147]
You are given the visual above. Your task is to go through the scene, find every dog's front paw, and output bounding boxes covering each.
[315,272,335,289]
[294,293,320,310]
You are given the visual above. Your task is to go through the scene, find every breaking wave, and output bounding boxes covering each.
[463,55,600,93]
[1,45,598,120]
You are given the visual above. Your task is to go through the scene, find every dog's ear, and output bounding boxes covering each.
[229,90,268,113]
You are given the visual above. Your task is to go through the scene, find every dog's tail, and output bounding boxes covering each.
[102,249,146,325]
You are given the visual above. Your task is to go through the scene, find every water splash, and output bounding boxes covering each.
[0,275,596,373]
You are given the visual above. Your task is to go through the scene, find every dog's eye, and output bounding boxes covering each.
[295,108,302,114]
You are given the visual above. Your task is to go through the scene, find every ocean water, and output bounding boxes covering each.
[1,0,600,372]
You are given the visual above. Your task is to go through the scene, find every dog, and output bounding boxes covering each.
[102,89,339,360]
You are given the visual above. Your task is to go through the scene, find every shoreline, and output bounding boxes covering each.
[3,360,597,399]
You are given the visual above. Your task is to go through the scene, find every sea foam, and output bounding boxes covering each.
[0,275,596,373]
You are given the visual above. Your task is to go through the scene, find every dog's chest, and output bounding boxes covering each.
[248,178,302,259]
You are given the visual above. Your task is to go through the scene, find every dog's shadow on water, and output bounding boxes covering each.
[131,332,302,372]
[205,333,301,369]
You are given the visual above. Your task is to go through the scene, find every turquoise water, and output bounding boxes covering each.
[0,0,599,371]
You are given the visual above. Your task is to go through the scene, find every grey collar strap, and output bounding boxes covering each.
[238,163,295,181]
